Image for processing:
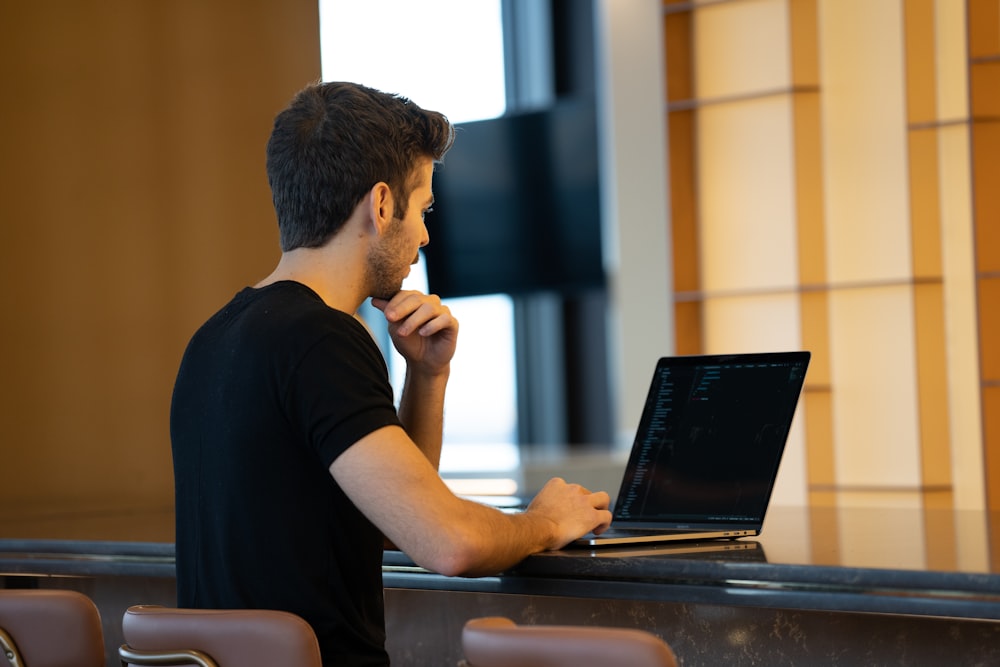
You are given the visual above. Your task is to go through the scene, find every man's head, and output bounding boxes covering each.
[364,156,435,299]
[265,81,454,251]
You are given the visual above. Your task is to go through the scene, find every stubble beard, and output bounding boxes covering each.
[366,222,410,300]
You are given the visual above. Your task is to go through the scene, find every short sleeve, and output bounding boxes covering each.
[283,318,402,469]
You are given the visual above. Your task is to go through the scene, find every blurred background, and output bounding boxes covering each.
[0,1,997,535]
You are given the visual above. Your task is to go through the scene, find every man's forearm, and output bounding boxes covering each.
[449,502,557,577]
[397,366,449,469]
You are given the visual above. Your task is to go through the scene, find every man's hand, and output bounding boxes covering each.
[370,291,458,375]
[526,477,613,550]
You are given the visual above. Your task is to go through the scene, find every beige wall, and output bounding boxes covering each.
[0,0,320,518]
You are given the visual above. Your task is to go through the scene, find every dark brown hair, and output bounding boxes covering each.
[265,81,454,251]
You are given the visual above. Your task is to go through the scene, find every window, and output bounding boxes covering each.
[319,1,505,125]
[319,0,519,484]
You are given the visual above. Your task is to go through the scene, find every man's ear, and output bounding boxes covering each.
[368,182,395,236]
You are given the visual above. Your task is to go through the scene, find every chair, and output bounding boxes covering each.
[118,605,323,667]
[0,589,105,667]
[460,616,679,667]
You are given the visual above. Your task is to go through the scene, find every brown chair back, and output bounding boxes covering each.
[119,605,323,667]
[460,616,679,667]
[0,589,105,667]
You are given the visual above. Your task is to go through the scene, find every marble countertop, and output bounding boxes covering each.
[2,504,999,619]
[379,504,1000,620]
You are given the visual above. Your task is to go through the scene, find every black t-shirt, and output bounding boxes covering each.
[170,281,402,667]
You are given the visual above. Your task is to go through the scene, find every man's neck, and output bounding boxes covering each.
[255,245,367,314]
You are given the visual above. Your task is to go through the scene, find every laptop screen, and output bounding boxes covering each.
[613,352,810,526]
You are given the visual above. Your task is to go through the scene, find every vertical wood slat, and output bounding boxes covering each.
[789,0,834,503]
[967,0,1000,515]
[903,0,954,498]
[664,6,702,355]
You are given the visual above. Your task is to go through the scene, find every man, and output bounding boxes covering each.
[170,81,612,667]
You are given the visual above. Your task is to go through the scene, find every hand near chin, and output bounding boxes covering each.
[370,291,458,374]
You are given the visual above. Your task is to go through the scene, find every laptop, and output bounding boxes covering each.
[577,540,765,560]
[571,351,810,547]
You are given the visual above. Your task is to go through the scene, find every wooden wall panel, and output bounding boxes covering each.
[697,97,798,293]
[937,123,985,510]
[985,384,1000,515]
[828,287,922,489]
[693,0,790,98]
[660,0,992,510]
[904,0,952,504]
[968,0,999,512]
[819,0,912,285]
[0,0,321,517]
[665,6,702,356]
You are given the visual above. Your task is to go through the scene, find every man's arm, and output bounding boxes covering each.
[359,291,610,574]
[370,291,455,469]
[395,366,447,469]
[330,425,612,577]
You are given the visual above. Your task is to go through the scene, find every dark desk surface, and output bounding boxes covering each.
[2,505,999,619]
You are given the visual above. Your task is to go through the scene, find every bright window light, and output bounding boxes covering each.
[319,0,505,124]
[320,0,519,482]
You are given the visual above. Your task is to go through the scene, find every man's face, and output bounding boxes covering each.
[366,158,434,299]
